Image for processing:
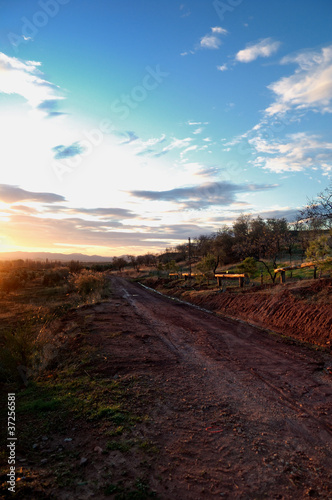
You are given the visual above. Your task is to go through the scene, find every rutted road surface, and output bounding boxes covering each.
[90,276,332,498]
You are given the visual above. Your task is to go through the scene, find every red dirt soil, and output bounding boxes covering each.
[4,276,332,499]
[144,277,332,349]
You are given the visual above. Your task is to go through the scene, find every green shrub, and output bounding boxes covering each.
[306,233,332,273]
[238,257,257,277]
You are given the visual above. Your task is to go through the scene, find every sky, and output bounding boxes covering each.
[0,0,331,257]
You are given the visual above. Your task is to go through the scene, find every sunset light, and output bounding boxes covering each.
[0,1,331,258]
[0,3,331,497]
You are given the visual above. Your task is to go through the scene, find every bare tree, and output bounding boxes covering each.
[300,183,332,228]
[194,235,213,259]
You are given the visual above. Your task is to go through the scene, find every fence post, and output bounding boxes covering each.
[239,276,244,288]
[280,270,286,283]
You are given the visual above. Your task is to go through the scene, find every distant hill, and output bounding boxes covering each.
[0,251,116,263]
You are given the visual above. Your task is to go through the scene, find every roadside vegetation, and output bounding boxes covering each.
[0,261,159,498]
[0,261,112,384]
[0,184,331,497]
[1,183,331,385]
[121,183,332,286]
[1,184,331,386]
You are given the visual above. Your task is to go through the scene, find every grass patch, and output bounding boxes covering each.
[106,426,125,437]
[16,372,142,425]
[0,362,150,496]
[0,365,145,462]
[138,440,159,454]
[90,405,133,425]
[20,397,63,413]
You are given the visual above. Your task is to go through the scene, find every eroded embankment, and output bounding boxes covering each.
[141,277,332,348]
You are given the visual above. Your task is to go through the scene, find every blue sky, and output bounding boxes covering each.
[0,0,331,256]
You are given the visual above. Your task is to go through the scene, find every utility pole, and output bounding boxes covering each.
[188,237,191,278]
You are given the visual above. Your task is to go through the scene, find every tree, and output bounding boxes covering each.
[294,216,313,262]
[212,227,234,268]
[232,215,288,282]
[175,243,188,260]
[306,232,332,275]
[283,224,299,264]
[127,255,140,271]
[265,218,288,262]
[255,218,288,282]
[300,183,332,228]
[135,253,157,268]
[194,235,213,258]
[248,216,268,258]
[232,215,251,260]
[159,251,184,265]
[112,257,127,272]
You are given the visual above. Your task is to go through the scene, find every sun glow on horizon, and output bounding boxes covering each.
[0,2,331,257]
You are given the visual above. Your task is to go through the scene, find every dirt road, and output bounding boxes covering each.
[86,276,331,499]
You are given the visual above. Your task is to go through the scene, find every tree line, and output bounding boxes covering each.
[2,185,330,281]
[127,183,332,282]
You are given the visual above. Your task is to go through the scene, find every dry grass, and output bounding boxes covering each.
[0,267,112,383]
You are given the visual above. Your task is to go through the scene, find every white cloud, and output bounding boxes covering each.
[236,38,281,63]
[187,120,209,126]
[154,137,193,157]
[0,52,64,116]
[211,27,228,35]
[180,145,198,158]
[200,26,228,50]
[180,50,195,56]
[167,137,193,149]
[193,127,203,135]
[225,44,332,176]
[181,27,227,55]
[200,35,222,50]
[217,64,228,71]
[266,45,332,116]
[249,132,332,174]
[134,134,166,155]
